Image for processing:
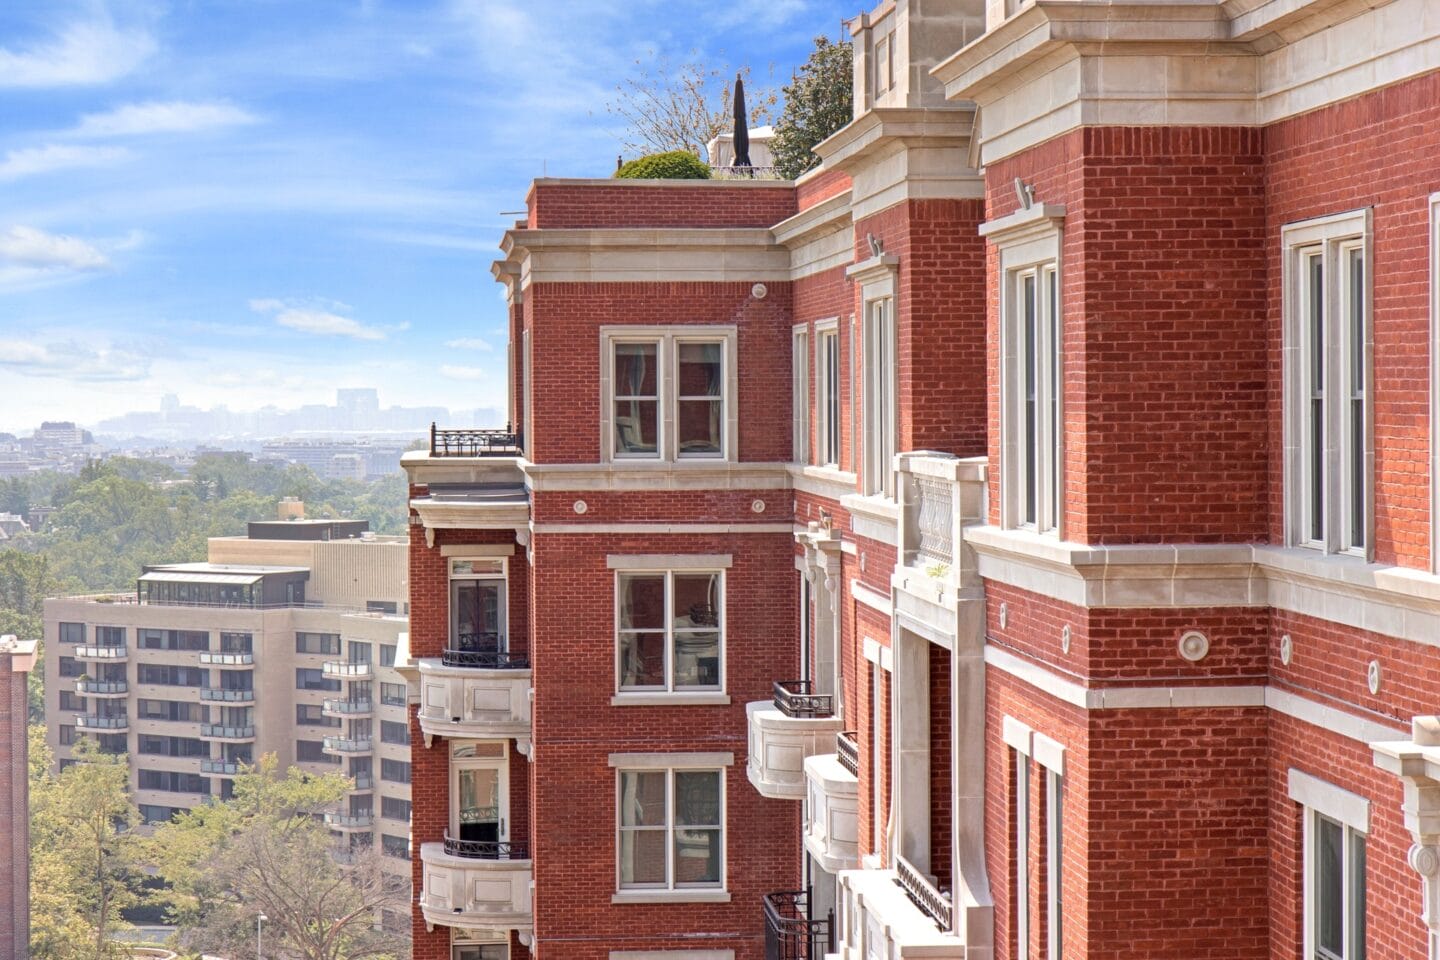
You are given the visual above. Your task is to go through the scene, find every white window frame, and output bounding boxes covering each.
[1289,769,1368,960]
[1283,209,1373,558]
[522,328,532,455]
[448,740,509,842]
[1045,765,1062,960]
[1003,718,1065,960]
[614,764,727,894]
[1430,193,1440,574]
[614,568,725,695]
[447,557,508,652]
[816,318,841,468]
[863,297,898,498]
[984,206,1065,536]
[793,325,810,464]
[599,326,739,464]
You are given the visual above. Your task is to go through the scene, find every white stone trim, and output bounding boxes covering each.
[610,890,732,905]
[609,692,731,707]
[1432,192,1440,576]
[1002,715,1033,754]
[610,952,735,960]
[852,580,893,617]
[790,463,859,502]
[502,227,790,287]
[535,523,794,535]
[523,460,791,492]
[861,636,894,673]
[1031,732,1065,775]
[1288,768,1370,834]
[607,752,734,768]
[606,554,733,570]
[1266,685,1405,744]
[842,491,901,546]
[440,544,515,557]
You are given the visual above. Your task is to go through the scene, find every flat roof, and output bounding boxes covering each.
[144,562,311,575]
[138,570,264,586]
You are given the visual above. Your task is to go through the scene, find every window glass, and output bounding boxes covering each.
[615,342,660,456]
[677,342,723,456]
[619,771,668,886]
[618,768,722,890]
[1316,815,1344,958]
[617,571,722,692]
[59,623,85,644]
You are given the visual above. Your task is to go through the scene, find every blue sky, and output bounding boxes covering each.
[0,0,856,433]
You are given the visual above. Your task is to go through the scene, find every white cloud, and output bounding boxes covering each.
[0,225,110,271]
[249,298,386,341]
[0,339,150,382]
[440,364,489,381]
[0,19,156,88]
[445,337,493,351]
[71,101,260,138]
[0,144,132,181]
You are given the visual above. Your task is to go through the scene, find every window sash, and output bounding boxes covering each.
[616,571,723,693]
[1009,265,1060,534]
[1016,753,1030,960]
[1046,768,1062,960]
[1309,810,1366,960]
[818,329,841,466]
[793,329,810,464]
[616,767,724,891]
[864,299,897,498]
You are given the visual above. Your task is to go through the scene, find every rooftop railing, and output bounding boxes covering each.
[430,423,523,457]
[773,680,834,719]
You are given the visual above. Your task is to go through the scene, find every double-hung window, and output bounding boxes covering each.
[863,298,898,497]
[1284,210,1372,556]
[616,766,724,891]
[1290,769,1367,960]
[603,327,737,462]
[1004,717,1065,960]
[817,321,841,467]
[616,569,723,693]
[793,326,810,463]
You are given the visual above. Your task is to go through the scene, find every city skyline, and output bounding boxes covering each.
[0,1,854,431]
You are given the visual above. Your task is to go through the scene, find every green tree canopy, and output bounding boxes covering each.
[770,37,854,181]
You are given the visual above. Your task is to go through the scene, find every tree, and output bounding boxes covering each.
[770,37,854,181]
[29,734,142,960]
[607,56,776,159]
[148,756,409,960]
[0,550,56,719]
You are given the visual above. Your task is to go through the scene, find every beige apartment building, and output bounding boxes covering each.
[43,509,414,898]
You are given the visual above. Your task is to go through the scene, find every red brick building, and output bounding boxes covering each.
[2,636,37,960]
[404,1,1440,958]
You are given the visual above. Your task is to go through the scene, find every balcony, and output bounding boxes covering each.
[75,679,128,697]
[200,688,255,704]
[75,645,127,662]
[430,424,523,458]
[831,860,962,959]
[199,724,256,742]
[352,772,374,791]
[323,698,374,718]
[75,715,129,732]
[416,657,532,746]
[763,890,833,960]
[200,759,243,776]
[323,736,373,755]
[324,812,374,831]
[746,682,844,800]
[199,652,253,666]
[418,840,533,935]
[893,454,986,627]
[804,732,860,874]
[323,661,372,681]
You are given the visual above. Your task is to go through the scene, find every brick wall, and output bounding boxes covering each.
[528,182,796,230]
[1,658,27,960]
[796,169,853,211]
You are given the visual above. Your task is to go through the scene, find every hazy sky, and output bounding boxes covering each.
[0,0,855,433]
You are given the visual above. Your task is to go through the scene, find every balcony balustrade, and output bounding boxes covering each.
[416,657,532,745]
[763,890,833,960]
[199,723,256,741]
[419,841,533,935]
[322,736,373,755]
[324,812,374,831]
[199,652,253,666]
[831,861,962,959]
[836,729,860,776]
[429,423,524,457]
[746,683,844,800]
[75,715,129,731]
[323,661,372,680]
[75,679,128,697]
[200,688,255,704]
[804,733,860,874]
[201,759,243,775]
[75,645,128,661]
[323,698,374,718]
[352,772,374,791]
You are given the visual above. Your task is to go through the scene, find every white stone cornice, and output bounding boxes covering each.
[978,202,1066,246]
[522,460,793,492]
[499,227,791,287]
[846,253,901,285]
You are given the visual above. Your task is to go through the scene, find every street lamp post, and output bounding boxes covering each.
[257,913,268,960]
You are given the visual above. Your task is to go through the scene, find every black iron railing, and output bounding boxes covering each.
[440,649,530,669]
[836,730,859,777]
[763,890,833,960]
[442,836,530,860]
[773,680,834,719]
[896,855,952,933]
[430,423,523,457]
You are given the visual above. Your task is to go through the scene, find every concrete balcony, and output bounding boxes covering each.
[416,657,531,746]
[323,661,372,681]
[745,682,844,800]
[323,735,373,756]
[804,733,860,874]
[200,688,255,705]
[199,724,256,742]
[324,812,374,831]
[832,859,962,959]
[351,772,374,791]
[75,645,128,662]
[199,652,253,666]
[418,840,533,936]
[323,698,374,718]
[75,715,129,732]
[75,679,128,697]
[200,759,243,776]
